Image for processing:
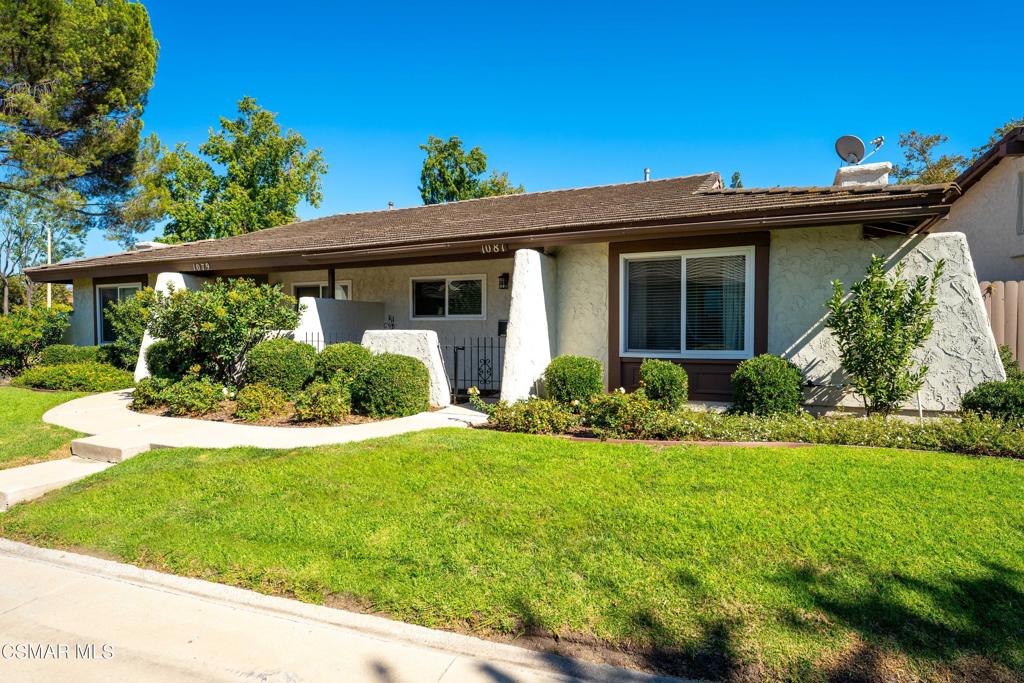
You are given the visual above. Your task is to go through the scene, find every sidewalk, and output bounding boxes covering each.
[0,539,685,683]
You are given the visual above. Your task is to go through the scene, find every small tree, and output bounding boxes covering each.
[826,255,944,416]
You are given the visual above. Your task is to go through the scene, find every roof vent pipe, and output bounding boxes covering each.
[643,168,651,181]
[387,201,394,210]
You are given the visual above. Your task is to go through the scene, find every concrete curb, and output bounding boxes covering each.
[0,538,693,683]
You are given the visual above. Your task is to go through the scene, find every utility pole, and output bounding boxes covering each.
[46,224,52,308]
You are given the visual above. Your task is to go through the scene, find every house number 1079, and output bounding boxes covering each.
[481,243,507,254]
[192,262,211,272]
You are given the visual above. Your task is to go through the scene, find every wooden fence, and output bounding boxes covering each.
[980,280,1024,368]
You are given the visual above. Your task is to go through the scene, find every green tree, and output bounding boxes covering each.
[0,0,158,230]
[133,97,328,243]
[972,116,1024,158]
[892,131,967,184]
[826,255,944,416]
[729,171,743,189]
[418,135,523,204]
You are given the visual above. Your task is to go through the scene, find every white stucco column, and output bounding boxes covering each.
[133,272,208,382]
[500,249,557,402]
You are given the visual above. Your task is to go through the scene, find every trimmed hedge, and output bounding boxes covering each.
[12,362,134,393]
[351,353,430,418]
[234,383,288,423]
[639,359,688,409]
[315,343,372,382]
[487,397,580,435]
[544,355,603,406]
[731,354,803,416]
[38,344,102,366]
[162,376,224,417]
[961,380,1024,424]
[294,378,352,423]
[244,338,316,394]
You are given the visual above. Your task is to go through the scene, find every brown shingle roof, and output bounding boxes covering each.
[28,172,958,281]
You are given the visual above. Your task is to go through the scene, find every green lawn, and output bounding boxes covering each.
[1,429,1022,681]
[0,386,83,470]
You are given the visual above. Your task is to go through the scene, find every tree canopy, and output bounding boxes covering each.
[129,96,328,244]
[0,0,158,230]
[418,135,523,204]
[894,117,1024,184]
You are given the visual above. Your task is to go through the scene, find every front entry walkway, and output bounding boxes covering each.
[0,539,680,683]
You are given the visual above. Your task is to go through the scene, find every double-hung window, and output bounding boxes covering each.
[621,246,754,359]
[411,275,485,319]
[96,284,142,345]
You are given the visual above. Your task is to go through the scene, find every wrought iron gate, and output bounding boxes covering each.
[440,336,505,400]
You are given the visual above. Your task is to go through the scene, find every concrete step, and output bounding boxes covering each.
[0,457,112,511]
[71,431,154,463]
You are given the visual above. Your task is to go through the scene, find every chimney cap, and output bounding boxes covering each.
[833,161,892,187]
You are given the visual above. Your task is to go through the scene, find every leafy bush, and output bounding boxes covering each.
[731,354,803,416]
[543,355,603,406]
[351,353,430,418]
[961,380,1024,424]
[162,376,224,416]
[826,255,943,416]
[102,288,159,369]
[145,339,189,380]
[244,338,316,394]
[0,305,71,375]
[315,342,372,382]
[234,382,288,423]
[12,361,134,392]
[487,397,580,435]
[131,377,171,409]
[639,359,688,409]
[294,377,351,423]
[146,278,300,383]
[38,344,100,366]
[999,344,1024,382]
[584,389,662,438]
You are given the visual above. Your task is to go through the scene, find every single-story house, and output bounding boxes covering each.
[27,160,1006,412]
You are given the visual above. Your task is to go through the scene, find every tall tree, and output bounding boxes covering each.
[729,171,743,189]
[419,135,523,204]
[892,131,967,184]
[0,0,158,232]
[973,116,1024,158]
[131,97,328,243]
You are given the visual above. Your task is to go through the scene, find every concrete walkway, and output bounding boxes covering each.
[0,539,684,683]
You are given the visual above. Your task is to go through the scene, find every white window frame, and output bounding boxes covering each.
[409,274,487,321]
[95,283,142,345]
[619,245,755,360]
[291,280,353,300]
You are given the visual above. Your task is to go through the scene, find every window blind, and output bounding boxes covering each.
[626,258,681,351]
[685,255,746,351]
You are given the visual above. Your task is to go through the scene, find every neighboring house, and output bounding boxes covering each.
[27,163,1004,413]
[938,126,1024,282]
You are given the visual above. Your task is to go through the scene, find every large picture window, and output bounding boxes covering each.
[621,246,754,359]
[411,275,485,319]
[96,284,142,345]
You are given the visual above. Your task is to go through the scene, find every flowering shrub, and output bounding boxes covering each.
[131,377,172,409]
[584,389,665,439]
[294,377,351,423]
[0,305,71,375]
[235,382,289,423]
[161,376,224,416]
[487,397,579,435]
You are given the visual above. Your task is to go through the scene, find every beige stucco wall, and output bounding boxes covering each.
[769,226,1004,412]
[552,242,609,384]
[939,155,1024,282]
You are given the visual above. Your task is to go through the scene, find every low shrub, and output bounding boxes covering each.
[294,377,351,423]
[639,359,688,409]
[145,340,189,381]
[162,376,224,417]
[244,338,316,394]
[131,377,171,409]
[38,344,101,366]
[12,362,134,393]
[731,354,804,416]
[999,345,1024,382]
[584,389,665,439]
[234,382,289,423]
[487,397,580,435]
[315,343,372,382]
[351,353,430,418]
[961,380,1024,424]
[543,355,603,406]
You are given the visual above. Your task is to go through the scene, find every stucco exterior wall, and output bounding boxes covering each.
[294,298,385,347]
[500,250,557,402]
[68,278,95,346]
[939,155,1024,282]
[769,226,1004,412]
[552,243,609,385]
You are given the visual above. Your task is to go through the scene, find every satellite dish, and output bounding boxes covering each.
[835,135,866,164]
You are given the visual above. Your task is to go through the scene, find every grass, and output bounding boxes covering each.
[0,386,83,470]
[1,429,1022,681]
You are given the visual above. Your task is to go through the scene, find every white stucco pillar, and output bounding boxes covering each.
[500,249,557,402]
[133,272,208,382]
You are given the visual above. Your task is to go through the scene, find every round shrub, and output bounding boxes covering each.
[315,342,372,382]
[131,377,171,409]
[234,382,288,423]
[961,380,1024,423]
[244,338,316,394]
[639,359,689,409]
[351,353,430,418]
[162,376,224,416]
[38,344,100,366]
[731,354,803,416]
[145,340,189,380]
[294,377,352,423]
[543,355,603,406]
[12,362,134,393]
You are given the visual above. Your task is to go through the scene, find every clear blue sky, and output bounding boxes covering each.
[84,0,1023,256]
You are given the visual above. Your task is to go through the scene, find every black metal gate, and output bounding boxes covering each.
[440,336,505,400]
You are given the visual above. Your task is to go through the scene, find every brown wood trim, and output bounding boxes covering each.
[608,232,770,399]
